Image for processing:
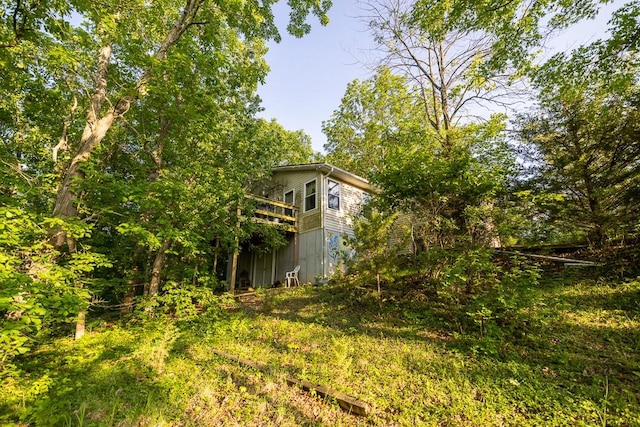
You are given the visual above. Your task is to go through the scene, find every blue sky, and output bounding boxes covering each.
[257,1,626,153]
[257,1,372,153]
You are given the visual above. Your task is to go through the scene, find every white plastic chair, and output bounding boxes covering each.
[285,265,300,288]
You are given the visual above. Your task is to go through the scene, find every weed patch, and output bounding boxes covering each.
[2,274,639,425]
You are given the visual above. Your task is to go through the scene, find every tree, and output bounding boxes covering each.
[0,0,332,343]
[324,0,520,248]
[406,0,615,73]
[363,0,525,152]
[41,0,331,251]
[322,67,428,177]
[1,0,331,245]
[516,34,640,245]
[348,210,405,294]
[373,115,514,249]
[82,77,316,304]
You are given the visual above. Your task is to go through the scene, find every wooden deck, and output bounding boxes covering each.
[245,194,298,232]
[229,195,300,292]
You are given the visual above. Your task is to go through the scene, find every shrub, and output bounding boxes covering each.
[0,207,110,372]
[134,280,234,321]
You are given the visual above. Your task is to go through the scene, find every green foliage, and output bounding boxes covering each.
[0,0,333,347]
[372,116,514,248]
[516,29,640,244]
[322,67,428,178]
[135,280,232,321]
[3,268,638,426]
[409,0,606,73]
[496,190,581,246]
[354,0,639,250]
[252,119,315,166]
[0,207,111,372]
[348,210,407,293]
[324,61,515,249]
[464,256,541,354]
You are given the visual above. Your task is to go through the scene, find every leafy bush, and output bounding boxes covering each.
[414,247,501,300]
[134,280,234,321]
[347,211,409,293]
[463,256,541,354]
[0,207,110,372]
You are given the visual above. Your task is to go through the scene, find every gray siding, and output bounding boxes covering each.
[270,170,325,283]
[323,176,367,236]
[323,177,368,276]
[246,167,371,282]
[297,229,323,283]
[271,170,323,232]
[275,237,295,284]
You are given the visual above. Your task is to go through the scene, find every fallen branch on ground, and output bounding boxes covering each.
[211,348,371,416]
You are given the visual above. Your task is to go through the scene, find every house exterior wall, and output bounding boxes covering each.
[275,237,295,284]
[322,176,368,277]
[297,229,324,283]
[228,165,372,288]
[269,168,371,281]
[270,230,323,284]
[269,170,324,283]
[271,169,323,233]
[323,176,367,234]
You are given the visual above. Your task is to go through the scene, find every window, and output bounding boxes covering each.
[328,179,340,210]
[304,179,316,212]
[284,190,294,217]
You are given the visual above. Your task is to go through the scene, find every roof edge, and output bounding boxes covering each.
[273,163,372,191]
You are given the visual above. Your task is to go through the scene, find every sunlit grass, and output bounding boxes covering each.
[2,275,639,425]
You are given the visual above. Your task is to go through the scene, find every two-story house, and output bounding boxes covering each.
[227,163,373,287]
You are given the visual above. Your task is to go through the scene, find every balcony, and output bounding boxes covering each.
[245,194,298,233]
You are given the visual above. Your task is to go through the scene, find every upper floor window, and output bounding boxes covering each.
[304,179,317,212]
[362,192,371,205]
[284,189,294,217]
[328,179,340,210]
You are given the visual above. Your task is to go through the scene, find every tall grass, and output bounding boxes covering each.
[1,272,638,425]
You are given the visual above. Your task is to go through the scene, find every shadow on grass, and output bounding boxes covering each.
[10,271,637,426]
[222,276,640,422]
[169,328,364,426]
[6,337,171,426]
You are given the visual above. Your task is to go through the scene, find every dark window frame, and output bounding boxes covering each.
[328,179,340,210]
[304,179,317,212]
[284,189,294,217]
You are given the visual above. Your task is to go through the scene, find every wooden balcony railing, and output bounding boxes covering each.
[245,194,298,232]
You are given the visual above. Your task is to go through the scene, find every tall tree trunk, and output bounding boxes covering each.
[50,0,204,247]
[120,284,135,315]
[212,238,220,276]
[229,207,242,293]
[148,239,170,296]
[47,0,204,336]
[67,238,85,340]
[192,262,198,286]
[51,44,115,248]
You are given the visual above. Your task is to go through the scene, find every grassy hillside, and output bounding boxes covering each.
[2,271,639,426]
